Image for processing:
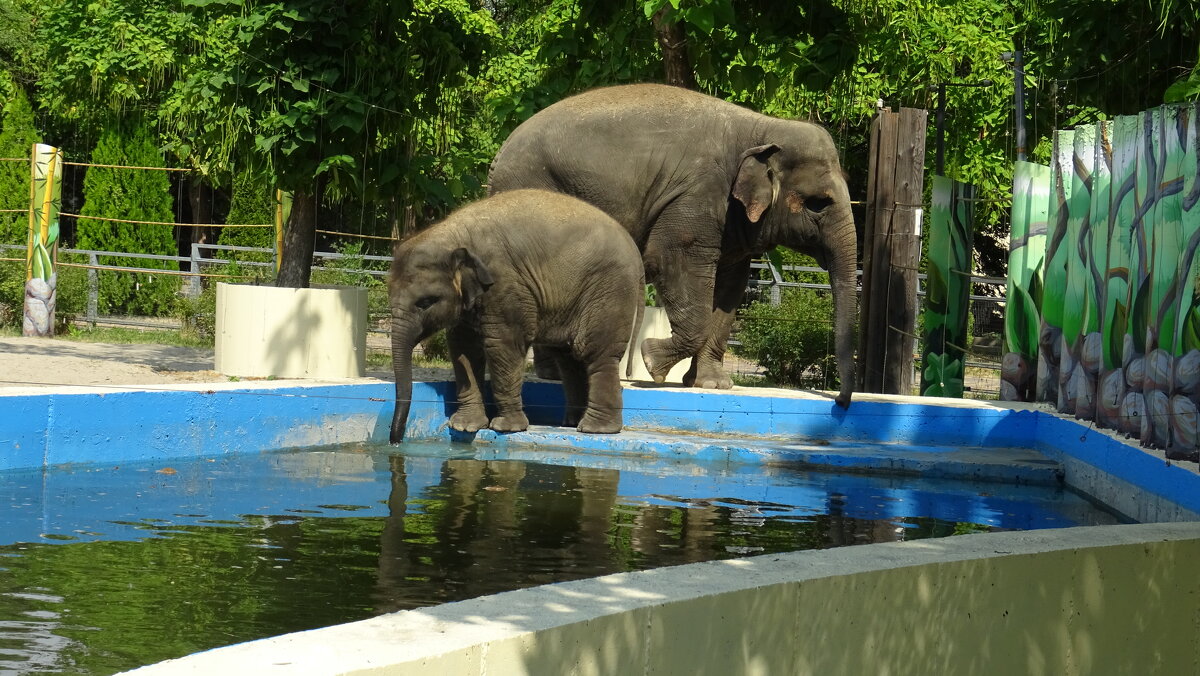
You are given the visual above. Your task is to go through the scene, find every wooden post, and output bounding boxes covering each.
[858,108,928,394]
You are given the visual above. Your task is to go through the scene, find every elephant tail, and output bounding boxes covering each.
[627,274,646,379]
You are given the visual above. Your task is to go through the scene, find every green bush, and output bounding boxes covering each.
[76,122,179,316]
[732,288,839,390]
[0,259,23,326]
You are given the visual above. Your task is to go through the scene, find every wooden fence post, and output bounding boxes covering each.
[858,107,928,394]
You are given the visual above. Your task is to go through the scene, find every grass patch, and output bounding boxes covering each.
[55,325,213,349]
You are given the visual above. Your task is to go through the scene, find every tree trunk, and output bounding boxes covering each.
[652,8,696,89]
[186,177,214,271]
[276,187,318,288]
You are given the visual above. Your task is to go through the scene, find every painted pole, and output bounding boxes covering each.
[23,144,62,337]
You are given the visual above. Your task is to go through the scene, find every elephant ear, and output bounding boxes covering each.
[450,247,495,310]
[732,144,780,223]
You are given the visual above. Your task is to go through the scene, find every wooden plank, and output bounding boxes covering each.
[857,112,884,390]
[884,107,927,394]
[862,110,899,393]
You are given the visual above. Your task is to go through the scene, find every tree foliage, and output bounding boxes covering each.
[0,0,1192,288]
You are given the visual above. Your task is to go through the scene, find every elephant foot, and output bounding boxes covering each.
[489,411,529,433]
[641,337,681,384]
[577,411,621,434]
[449,407,488,433]
[683,358,733,389]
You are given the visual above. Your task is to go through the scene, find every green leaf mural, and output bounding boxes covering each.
[1002,162,1049,402]
[1036,131,1074,404]
[921,176,973,399]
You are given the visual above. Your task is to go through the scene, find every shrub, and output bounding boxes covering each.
[732,288,839,390]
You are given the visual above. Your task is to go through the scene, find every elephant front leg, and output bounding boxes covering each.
[447,325,489,432]
[484,335,530,433]
[578,357,623,433]
[639,231,717,383]
[683,255,752,389]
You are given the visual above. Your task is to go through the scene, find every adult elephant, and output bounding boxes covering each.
[488,83,858,406]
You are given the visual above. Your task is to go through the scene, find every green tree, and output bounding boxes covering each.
[0,87,40,245]
[76,121,179,315]
[163,0,497,287]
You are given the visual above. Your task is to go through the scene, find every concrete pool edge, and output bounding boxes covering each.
[118,521,1200,675]
[3,379,1197,520]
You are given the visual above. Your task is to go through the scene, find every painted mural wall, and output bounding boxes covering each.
[1003,102,1200,462]
[922,176,975,398]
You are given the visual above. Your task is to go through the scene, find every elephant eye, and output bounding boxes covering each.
[415,295,439,310]
[806,196,834,213]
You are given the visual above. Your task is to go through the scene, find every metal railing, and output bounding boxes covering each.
[1,242,1003,396]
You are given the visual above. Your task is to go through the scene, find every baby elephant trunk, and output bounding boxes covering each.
[390,323,417,444]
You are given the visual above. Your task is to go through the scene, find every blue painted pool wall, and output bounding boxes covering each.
[1033,415,1200,515]
[5,382,1040,471]
[614,386,1041,447]
[2,381,1196,519]
[1,382,448,471]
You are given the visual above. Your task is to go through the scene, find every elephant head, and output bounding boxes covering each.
[389,242,494,442]
[732,131,858,407]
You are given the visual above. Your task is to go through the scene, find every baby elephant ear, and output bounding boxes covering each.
[732,144,780,223]
[450,247,495,310]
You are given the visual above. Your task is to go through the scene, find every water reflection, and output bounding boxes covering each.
[0,444,1123,674]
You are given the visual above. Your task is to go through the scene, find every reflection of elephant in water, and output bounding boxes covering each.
[388,189,644,443]
[489,83,858,406]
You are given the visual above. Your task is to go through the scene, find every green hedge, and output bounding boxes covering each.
[75,122,178,316]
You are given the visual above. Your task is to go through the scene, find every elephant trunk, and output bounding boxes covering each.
[826,210,858,408]
[390,320,418,443]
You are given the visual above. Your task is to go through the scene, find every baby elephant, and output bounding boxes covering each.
[388,189,644,443]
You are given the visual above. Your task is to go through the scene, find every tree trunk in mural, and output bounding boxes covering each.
[23,144,62,337]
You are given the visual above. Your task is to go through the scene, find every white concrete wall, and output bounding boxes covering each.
[122,522,1200,676]
[215,283,367,379]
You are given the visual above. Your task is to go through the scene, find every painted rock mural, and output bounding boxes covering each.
[1003,102,1200,462]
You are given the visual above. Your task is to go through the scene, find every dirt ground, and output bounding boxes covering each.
[0,334,767,391]
[0,336,446,389]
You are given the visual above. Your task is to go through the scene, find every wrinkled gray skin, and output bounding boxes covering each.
[388,189,644,443]
[489,84,857,407]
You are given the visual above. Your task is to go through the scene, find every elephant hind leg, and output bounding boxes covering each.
[578,356,623,434]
